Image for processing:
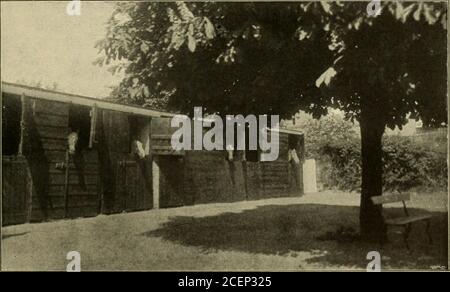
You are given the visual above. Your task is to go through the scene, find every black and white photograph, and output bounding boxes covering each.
[0,0,448,273]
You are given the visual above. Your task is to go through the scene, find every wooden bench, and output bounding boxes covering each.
[371,193,432,249]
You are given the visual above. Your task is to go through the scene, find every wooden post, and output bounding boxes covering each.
[18,93,26,156]
[152,156,160,209]
[64,150,70,218]
[26,166,33,223]
[89,104,98,148]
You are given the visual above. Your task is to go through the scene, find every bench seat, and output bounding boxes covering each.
[371,193,433,249]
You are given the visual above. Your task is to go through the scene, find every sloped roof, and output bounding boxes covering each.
[1,81,176,118]
[1,82,304,136]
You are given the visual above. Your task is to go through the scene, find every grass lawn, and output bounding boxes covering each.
[1,191,447,271]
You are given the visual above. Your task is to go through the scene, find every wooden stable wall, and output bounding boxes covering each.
[97,110,152,214]
[2,92,153,225]
[2,91,304,226]
[2,156,32,225]
[150,118,304,208]
[152,149,302,208]
[21,97,101,221]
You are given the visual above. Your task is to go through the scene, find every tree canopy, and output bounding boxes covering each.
[97,1,446,126]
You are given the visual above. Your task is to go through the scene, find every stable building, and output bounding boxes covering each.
[1,82,305,226]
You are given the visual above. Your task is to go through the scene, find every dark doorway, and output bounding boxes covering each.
[2,94,22,156]
[68,105,92,152]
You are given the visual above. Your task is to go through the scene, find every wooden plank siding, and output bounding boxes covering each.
[2,157,33,225]
[2,85,305,226]
[21,98,102,221]
[97,110,153,214]
[116,159,152,212]
[260,161,290,194]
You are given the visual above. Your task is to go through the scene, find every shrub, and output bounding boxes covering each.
[296,112,447,192]
[317,135,447,192]
[383,136,447,191]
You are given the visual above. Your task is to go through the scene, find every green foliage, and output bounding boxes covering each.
[96,2,333,117]
[311,2,447,128]
[293,111,359,159]
[97,2,447,126]
[382,135,448,192]
[319,139,362,192]
[307,124,448,192]
[292,112,360,190]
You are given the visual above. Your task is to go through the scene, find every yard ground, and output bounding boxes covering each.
[1,191,447,271]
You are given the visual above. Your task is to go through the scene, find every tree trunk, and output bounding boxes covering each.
[359,110,386,242]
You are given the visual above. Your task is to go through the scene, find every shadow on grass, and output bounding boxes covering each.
[143,204,447,270]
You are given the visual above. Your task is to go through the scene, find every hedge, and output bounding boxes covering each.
[315,135,447,192]
[297,113,447,192]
